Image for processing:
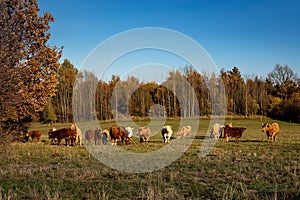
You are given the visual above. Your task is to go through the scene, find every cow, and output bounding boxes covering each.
[162,125,173,143]
[94,129,102,145]
[125,127,134,138]
[137,127,151,143]
[48,128,77,146]
[176,126,192,139]
[109,125,130,145]
[71,124,82,146]
[85,129,95,145]
[209,123,225,139]
[48,127,58,144]
[23,130,42,142]
[224,125,246,143]
[102,129,110,145]
[262,122,280,142]
[94,129,110,145]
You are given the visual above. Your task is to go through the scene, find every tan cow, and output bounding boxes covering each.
[71,124,82,146]
[262,122,280,142]
[176,126,192,139]
[137,127,151,143]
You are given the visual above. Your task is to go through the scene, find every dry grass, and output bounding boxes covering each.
[0,118,299,199]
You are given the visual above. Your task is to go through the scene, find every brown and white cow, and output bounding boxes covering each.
[176,125,192,139]
[224,125,246,143]
[262,122,280,142]
[162,125,173,143]
[137,127,151,143]
[48,128,77,146]
[23,130,42,142]
[109,125,130,145]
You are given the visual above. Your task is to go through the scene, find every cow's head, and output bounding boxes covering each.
[124,136,130,145]
[262,123,269,132]
[48,128,56,138]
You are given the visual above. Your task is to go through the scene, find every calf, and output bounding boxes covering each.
[176,126,192,139]
[162,125,173,143]
[224,125,246,143]
[262,122,280,142]
[48,128,76,146]
[109,125,130,145]
[137,127,151,143]
[23,130,42,142]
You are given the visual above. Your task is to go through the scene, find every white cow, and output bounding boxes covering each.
[125,126,134,138]
[209,123,225,139]
[162,125,173,143]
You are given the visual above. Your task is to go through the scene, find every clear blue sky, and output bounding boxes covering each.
[39,0,300,79]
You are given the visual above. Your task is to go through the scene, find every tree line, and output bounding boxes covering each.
[1,0,299,142]
[45,60,300,124]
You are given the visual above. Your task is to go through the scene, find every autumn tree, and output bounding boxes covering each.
[0,0,62,136]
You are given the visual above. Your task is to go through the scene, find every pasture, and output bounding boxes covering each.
[0,118,299,199]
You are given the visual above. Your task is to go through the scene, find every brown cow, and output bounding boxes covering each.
[224,125,246,143]
[23,130,42,142]
[85,129,95,145]
[109,125,130,145]
[262,122,280,142]
[48,128,76,146]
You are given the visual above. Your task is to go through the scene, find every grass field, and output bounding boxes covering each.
[0,118,299,199]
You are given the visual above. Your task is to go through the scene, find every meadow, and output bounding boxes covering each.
[0,118,299,199]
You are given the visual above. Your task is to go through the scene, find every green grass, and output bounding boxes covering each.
[0,118,299,199]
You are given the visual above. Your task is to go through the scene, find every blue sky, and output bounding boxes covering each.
[39,0,300,79]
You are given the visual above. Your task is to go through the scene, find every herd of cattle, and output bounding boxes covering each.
[22,122,280,146]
